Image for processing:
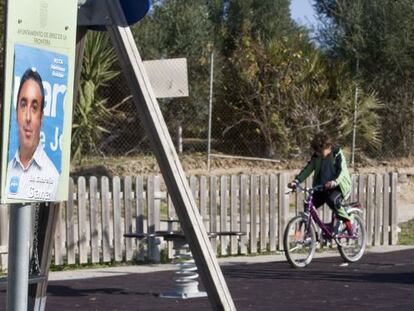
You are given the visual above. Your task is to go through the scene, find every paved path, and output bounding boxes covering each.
[1,246,413,310]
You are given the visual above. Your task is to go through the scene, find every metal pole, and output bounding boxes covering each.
[7,204,32,311]
[207,51,214,171]
[351,59,359,167]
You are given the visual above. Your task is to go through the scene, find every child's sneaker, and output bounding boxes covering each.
[344,220,353,235]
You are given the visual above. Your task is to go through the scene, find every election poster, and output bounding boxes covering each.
[1,0,78,203]
[5,44,68,201]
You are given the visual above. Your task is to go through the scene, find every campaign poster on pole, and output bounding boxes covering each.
[1,0,78,203]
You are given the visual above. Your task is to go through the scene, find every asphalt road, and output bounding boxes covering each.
[0,248,413,310]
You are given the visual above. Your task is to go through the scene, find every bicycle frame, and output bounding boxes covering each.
[301,188,357,241]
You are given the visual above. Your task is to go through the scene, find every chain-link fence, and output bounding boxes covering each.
[85,50,414,165]
[93,55,278,161]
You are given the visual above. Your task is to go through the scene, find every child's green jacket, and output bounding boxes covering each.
[294,146,352,200]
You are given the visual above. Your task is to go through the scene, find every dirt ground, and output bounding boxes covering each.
[70,153,414,177]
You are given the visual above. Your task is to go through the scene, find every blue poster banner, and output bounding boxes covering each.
[5,44,68,201]
[9,44,67,172]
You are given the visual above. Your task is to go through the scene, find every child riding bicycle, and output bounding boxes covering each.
[288,132,353,235]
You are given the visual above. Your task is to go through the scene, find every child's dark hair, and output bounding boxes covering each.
[311,132,333,153]
[17,68,45,112]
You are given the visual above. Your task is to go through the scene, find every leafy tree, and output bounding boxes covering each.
[216,15,382,158]
[223,0,297,55]
[315,0,414,156]
[132,0,214,138]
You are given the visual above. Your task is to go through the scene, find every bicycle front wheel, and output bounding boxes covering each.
[283,215,316,268]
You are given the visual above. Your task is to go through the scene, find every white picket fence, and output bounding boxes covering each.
[0,172,398,270]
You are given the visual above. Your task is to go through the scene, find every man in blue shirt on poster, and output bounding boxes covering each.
[6,68,59,201]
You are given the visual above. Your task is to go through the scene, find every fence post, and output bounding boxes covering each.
[135,176,145,261]
[113,176,122,262]
[147,176,161,262]
[278,173,288,250]
[240,175,248,255]
[250,175,258,254]
[374,174,383,246]
[66,178,76,265]
[259,175,268,252]
[199,176,208,231]
[382,173,390,245]
[269,174,277,252]
[389,173,398,245]
[230,175,238,255]
[124,176,134,261]
[210,176,218,254]
[190,176,198,205]
[53,203,64,266]
[220,176,228,256]
[89,176,100,263]
[78,177,88,264]
[350,174,358,202]
[366,174,375,246]
[101,176,111,263]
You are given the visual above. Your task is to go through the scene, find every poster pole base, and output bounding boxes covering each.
[7,204,32,311]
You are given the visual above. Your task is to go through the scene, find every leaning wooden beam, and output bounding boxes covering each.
[104,0,236,310]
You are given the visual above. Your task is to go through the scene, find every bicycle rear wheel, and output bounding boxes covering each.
[283,215,316,268]
[338,214,366,262]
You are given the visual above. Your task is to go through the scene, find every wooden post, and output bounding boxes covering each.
[210,176,218,254]
[259,175,267,252]
[358,174,367,228]
[147,176,154,258]
[199,176,208,231]
[374,174,383,246]
[350,174,358,202]
[240,175,248,255]
[382,173,390,245]
[135,176,145,261]
[220,176,228,255]
[230,175,238,255]
[269,174,277,252]
[66,178,76,265]
[124,176,133,261]
[101,176,111,263]
[278,173,288,250]
[53,203,64,266]
[89,176,100,263]
[78,177,88,264]
[250,175,258,254]
[366,174,375,246]
[389,173,398,245]
[113,177,122,262]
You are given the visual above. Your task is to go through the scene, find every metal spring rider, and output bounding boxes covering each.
[160,232,207,299]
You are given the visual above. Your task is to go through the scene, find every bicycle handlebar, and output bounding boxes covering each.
[285,184,324,195]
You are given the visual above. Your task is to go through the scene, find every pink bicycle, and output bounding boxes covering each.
[284,184,366,268]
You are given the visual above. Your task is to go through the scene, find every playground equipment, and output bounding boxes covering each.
[125,219,245,300]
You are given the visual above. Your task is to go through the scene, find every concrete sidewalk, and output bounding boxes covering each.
[48,245,414,282]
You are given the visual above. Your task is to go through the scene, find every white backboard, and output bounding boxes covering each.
[143,58,189,98]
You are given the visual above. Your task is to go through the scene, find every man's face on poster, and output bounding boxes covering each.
[16,79,43,155]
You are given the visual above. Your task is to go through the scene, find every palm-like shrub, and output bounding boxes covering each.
[72,32,119,161]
